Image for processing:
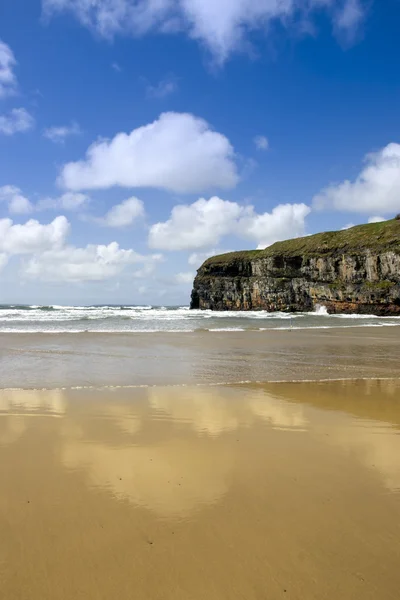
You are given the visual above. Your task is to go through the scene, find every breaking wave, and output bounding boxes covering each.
[0,304,399,333]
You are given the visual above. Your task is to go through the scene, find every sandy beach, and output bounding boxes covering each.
[1,326,400,388]
[2,1,400,598]
[1,379,400,600]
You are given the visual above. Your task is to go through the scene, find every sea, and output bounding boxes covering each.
[0,304,400,334]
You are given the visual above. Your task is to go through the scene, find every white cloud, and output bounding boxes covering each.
[188,249,226,267]
[98,197,145,227]
[254,135,269,150]
[240,202,311,249]
[0,253,8,271]
[8,195,33,214]
[0,187,89,213]
[174,271,195,284]
[341,222,355,230]
[23,242,162,282]
[0,185,34,214]
[59,112,238,193]
[188,251,210,267]
[149,196,243,251]
[0,216,69,255]
[0,211,162,285]
[42,0,365,64]
[43,121,81,143]
[58,192,89,210]
[334,0,364,42]
[112,62,122,72]
[42,0,173,38]
[0,108,35,135]
[368,216,386,224]
[149,196,310,251]
[146,76,177,98]
[313,143,400,214]
[38,192,90,211]
[0,39,17,98]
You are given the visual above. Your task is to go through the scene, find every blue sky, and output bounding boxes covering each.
[1,0,400,305]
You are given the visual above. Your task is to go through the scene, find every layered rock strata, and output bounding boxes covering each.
[190,220,400,315]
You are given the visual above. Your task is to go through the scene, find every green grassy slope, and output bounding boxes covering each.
[203,219,400,267]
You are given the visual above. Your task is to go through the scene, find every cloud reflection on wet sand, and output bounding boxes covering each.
[2,380,400,600]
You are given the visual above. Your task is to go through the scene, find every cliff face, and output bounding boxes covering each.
[190,220,400,315]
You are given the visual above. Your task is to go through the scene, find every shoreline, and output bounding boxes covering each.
[1,327,400,389]
[1,375,400,392]
[1,322,400,334]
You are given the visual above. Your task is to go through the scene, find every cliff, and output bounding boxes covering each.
[190,219,400,315]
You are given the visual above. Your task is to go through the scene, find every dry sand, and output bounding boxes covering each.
[1,379,400,599]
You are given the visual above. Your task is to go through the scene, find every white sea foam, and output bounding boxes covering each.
[1,304,399,333]
[2,376,399,392]
[212,328,246,332]
[313,305,329,316]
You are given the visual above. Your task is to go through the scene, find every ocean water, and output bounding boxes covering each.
[1,304,400,333]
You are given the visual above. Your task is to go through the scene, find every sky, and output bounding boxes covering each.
[1,0,400,306]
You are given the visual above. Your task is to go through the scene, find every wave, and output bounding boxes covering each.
[0,304,157,312]
[212,328,247,332]
[2,376,399,392]
[1,304,400,334]
[1,304,399,317]
[1,322,400,334]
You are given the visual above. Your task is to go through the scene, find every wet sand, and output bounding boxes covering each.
[1,326,400,388]
[1,380,400,599]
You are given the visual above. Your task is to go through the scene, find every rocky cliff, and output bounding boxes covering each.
[190,219,400,315]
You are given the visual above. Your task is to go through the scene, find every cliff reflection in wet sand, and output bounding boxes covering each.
[1,381,400,599]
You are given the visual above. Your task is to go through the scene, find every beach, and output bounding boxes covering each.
[1,326,400,388]
[1,379,400,600]
[3,1,400,597]
[1,322,400,599]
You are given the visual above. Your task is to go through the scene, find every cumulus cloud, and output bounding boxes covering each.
[313,143,400,214]
[254,135,269,150]
[0,39,17,98]
[0,187,89,213]
[58,112,238,193]
[43,121,81,143]
[149,196,243,251]
[0,108,35,135]
[38,192,90,211]
[149,196,310,251]
[0,185,34,214]
[240,202,311,248]
[0,253,8,271]
[174,271,195,284]
[56,192,89,210]
[188,251,211,267]
[97,197,145,227]
[146,75,178,98]
[23,242,162,282]
[188,249,226,267]
[0,216,69,255]
[0,213,162,284]
[42,0,365,63]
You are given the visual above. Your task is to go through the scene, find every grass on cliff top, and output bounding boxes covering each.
[203,219,400,266]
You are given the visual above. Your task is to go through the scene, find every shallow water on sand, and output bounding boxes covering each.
[1,379,400,599]
[1,327,400,388]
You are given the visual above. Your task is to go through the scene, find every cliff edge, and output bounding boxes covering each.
[190,219,400,315]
